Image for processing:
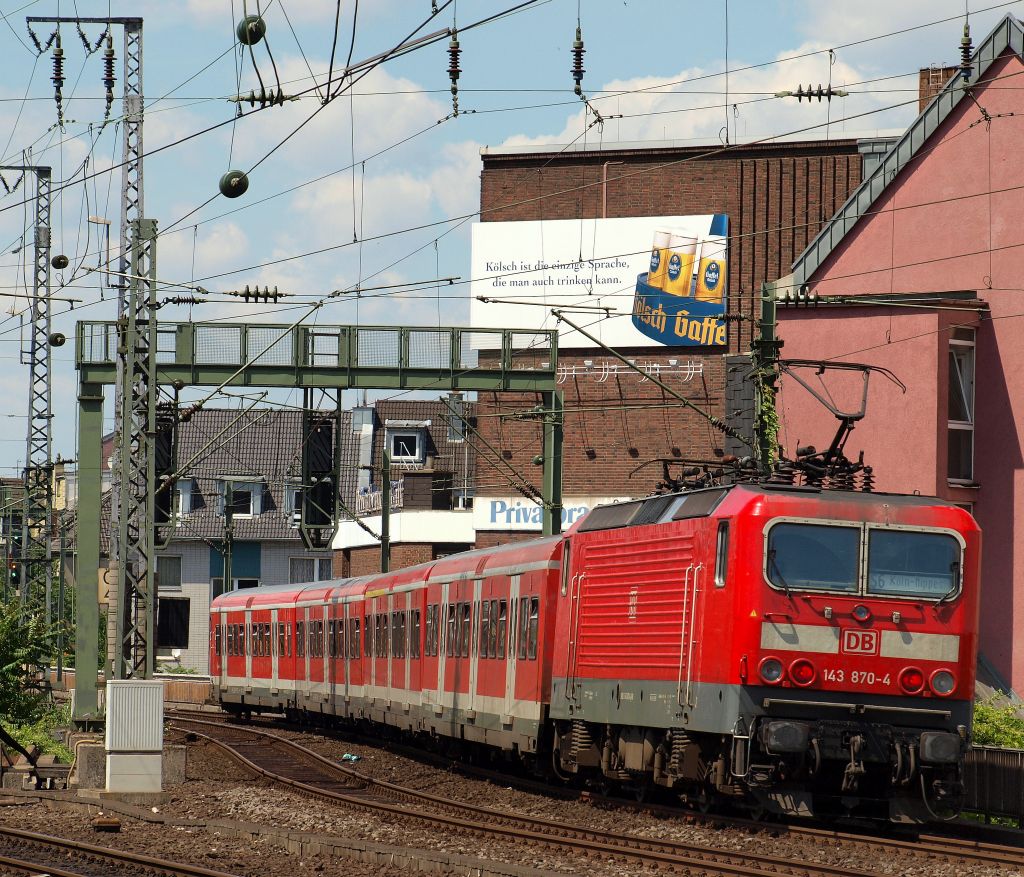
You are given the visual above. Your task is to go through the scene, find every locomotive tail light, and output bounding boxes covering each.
[758,656,785,684]
[789,658,816,687]
[899,666,926,695]
[763,720,810,754]
[929,669,957,697]
[852,604,872,622]
[919,731,962,763]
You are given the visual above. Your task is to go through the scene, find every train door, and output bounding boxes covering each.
[394,590,409,696]
[215,609,227,690]
[676,562,704,710]
[562,538,584,706]
[271,608,279,694]
[466,577,481,717]
[435,581,450,715]
[244,607,253,685]
[407,589,421,700]
[503,574,521,721]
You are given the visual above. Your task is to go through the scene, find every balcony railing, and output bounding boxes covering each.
[354,482,404,516]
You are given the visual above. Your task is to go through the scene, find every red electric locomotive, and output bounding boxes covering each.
[211,483,979,822]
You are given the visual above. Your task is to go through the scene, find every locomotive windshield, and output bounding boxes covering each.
[866,529,961,598]
[765,521,963,600]
[766,523,859,592]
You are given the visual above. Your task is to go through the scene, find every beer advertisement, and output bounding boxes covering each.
[469,214,728,349]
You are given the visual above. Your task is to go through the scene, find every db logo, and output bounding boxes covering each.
[841,629,880,655]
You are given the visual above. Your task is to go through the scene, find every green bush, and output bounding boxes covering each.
[1,704,73,762]
[973,697,1024,749]
[0,597,58,723]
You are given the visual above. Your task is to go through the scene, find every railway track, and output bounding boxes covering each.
[169,707,1024,871]
[172,714,1022,877]
[0,824,241,877]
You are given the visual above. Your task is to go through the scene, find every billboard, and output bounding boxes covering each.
[469,215,728,349]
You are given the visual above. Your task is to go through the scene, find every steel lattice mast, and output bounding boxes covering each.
[114,218,157,678]
[29,15,149,675]
[1,164,53,612]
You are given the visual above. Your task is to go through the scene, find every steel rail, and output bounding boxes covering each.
[0,824,242,877]
[171,717,889,877]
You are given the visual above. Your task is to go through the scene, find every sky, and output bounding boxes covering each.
[0,0,1019,474]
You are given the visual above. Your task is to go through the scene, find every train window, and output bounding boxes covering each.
[328,620,336,657]
[227,625,233,656]
[496,600,507,659]
[364,615,373,657]
[528,597,539,660]
[867,529,961,599]
[460,602,471,658]
[509,599,517,656]
[517,597,529,660]
[480,601,491,658]
[411,610,421,658]
[215,624,222,656]
[278,623,286,657]
[297,621,305,658]
[382,614,390,657]
[286,623,292,657]
[446,603,456,658]
[766,523,859,593]
[424,605,435,657]
[350,618,360,658]
[715,521,729,587]
[337,618,345,658]
[392,611,405,658]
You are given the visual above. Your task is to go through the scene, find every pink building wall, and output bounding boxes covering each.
[779,50,1024,690]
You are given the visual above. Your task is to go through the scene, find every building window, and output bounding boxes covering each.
[157,597,190,649]
[948,329,975,482]
[174,479,194,516]
[218,480,263,517]
[156,555,182,593]
[388,430,423,463]
[289,557,333,584]
[212,577,259,593]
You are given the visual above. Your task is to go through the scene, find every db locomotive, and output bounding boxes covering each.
[210,482,979,822]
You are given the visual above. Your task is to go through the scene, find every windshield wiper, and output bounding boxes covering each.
[937,560,961,604]
[768,549,793,600]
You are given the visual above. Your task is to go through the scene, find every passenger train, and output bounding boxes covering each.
[210,482,979,822]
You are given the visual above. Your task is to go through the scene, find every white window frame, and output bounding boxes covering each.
[387,429,425,464]
[156,555,183,592]
[218,480,263,518]
[948,332,975,484]
[174,479,194,517]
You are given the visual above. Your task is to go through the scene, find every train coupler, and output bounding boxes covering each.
[841,734,866,793]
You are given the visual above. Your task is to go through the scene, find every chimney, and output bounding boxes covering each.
[919,65,958,112]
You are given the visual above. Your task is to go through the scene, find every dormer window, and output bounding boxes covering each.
[217,479,263,517]
[384,419,430,465]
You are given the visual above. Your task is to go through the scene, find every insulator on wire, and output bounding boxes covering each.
[76,22,107,55]
[960,21,974,82]
[447,31,461,116]
[571,26,586,96]
[52,32,65,128]
[103,34,116,119]
[229,86,295,108]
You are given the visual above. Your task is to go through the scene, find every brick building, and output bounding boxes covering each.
[470,138,871,540]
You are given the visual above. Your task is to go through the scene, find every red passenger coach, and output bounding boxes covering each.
[212,483,979,822]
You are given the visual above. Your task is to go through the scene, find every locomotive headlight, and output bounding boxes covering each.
[788,658,816,687]
[758,656,785,684]
[929,669,956,697]
[898,666,926,694]
[919,731,961,763]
